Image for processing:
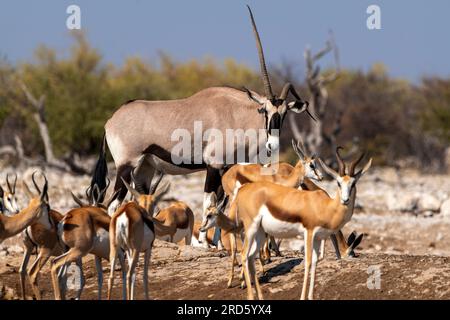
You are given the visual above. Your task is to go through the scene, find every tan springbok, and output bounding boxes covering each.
[18,172,65,300]
[108,174,169,300]
[231,148,372,300]
[0,174,49,244]
[50,186,123,300]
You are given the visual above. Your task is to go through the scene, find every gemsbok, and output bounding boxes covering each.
[231,148,372,300]
[108,174,169,300]
[89,6,313,248]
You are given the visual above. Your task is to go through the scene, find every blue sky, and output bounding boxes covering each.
[0,0,448,82]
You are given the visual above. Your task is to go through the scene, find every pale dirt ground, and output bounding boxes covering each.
[1,166,450,300]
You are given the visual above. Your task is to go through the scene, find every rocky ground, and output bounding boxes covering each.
[1,165,450,300]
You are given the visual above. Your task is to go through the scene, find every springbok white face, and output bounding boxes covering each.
[1,174,20,214]
[199,193,228,233]
[3,192,20,214]
[318,147,372,205]
[303,158,323,182]
[291,139,323,182]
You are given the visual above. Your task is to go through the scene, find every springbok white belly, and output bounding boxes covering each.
[91,228,110,260]
[260,205,305,239]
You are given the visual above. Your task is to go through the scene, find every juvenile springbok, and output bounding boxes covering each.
[18,172,65,300]
[0,173,20,215]
[108,174,169,300]
[0,174,49,244]
[50,186,123,300]
[232,148,372,300]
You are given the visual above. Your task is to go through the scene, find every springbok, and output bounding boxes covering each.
[18,172,65,300]
[108,175,169,300]
[0,173,20,215]
[220,140,362,260]
[0,174,49,244]
[50,185,124,300]
[231,148,372,300]
[89,6,313,247]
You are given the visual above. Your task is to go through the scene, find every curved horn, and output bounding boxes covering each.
[247,5,274,100]
[149,171,164,195]
[71,192,88,207]
[120,177,141,200]
[349,151,366,176]
[104,189,121,209]
[92,184,101,206]
[39,173,48,202]
[291,139,305,159]
[32,171,42,194]
[335,147,346,176]
[6,173,17,194]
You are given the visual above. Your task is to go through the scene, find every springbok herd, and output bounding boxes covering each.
[0,6,372,300]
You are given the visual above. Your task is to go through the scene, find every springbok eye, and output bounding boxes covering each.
[337,182,341,187]
[309,164,315,169]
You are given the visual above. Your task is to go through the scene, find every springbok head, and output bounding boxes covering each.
[22,171,50,219]
[319,147,372,205]
[121,171,170,216]
[291,139,323,182]
[0,173,20,214]
[200,193,229,232]
[71,178,120,211]
[245,6,314,152]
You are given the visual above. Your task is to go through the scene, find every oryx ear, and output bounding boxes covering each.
[244,87,267,109]
[355,158,372,180]
[318,159,339,180]
[287,100,308,113]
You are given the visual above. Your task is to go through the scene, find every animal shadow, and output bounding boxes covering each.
[259,257,302,283]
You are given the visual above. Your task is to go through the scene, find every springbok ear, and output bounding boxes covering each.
[121,177,141,200]
[71,192,88,207]
[356,158,372,179]
[317,159,339,180]
[207,192,218,209]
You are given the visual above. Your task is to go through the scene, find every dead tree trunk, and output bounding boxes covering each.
[17,81,69,169]
[290,31,342,159]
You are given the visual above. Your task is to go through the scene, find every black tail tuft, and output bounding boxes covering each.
[89,133,108,203]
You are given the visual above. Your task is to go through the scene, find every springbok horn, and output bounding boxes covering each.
[22,181,34,200]
[149,171,164,195]
[6,173,17,194]
[121,177,141,200]
[349,151,366,176]
[104,189,121,209]
[39,173,48,202]
[32,171,42,194]
[291,139,305,159]
[335,147,346,176]
[71,192,88,207]
[247,5,275,100]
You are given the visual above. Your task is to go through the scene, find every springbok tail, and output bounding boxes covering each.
[89,133,108,203]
